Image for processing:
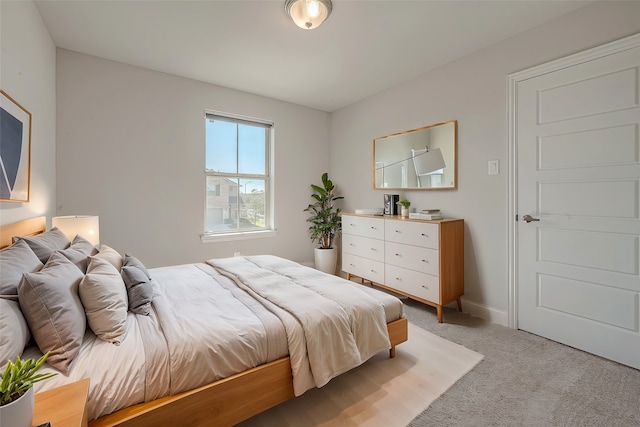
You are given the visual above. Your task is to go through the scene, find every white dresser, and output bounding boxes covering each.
[342,213,464,323]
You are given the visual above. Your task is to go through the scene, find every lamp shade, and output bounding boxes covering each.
[412,148,446,176]
[285,0,332,30]
[52,215,100,246]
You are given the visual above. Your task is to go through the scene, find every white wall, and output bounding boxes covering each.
[330,1,640,324]
[56,50,330,267]
[0,1,56,226]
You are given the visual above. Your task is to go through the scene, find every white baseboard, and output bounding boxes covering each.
[459,298,509,327]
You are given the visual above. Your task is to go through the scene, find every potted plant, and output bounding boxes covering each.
[304,172,344,274]
[1,353,56,427]
[397,199,411,218]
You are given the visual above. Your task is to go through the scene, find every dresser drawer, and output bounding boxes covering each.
[385,220,439,249]
[343,234,384,262]
[385,241,439,276]
[385,264,440,303]
[343,215,384,240]
[342,253,384,284]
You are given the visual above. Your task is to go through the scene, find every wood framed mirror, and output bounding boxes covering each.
[373,120,457,190]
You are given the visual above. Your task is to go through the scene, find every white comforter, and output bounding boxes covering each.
[31,256,397,420]
[208,255,391,395]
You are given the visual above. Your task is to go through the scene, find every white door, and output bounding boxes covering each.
[513,35,640,369]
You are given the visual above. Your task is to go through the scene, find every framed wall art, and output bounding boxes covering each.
[0,90,31,202]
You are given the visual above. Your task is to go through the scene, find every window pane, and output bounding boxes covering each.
[238,125,266,175]
[205,120,237,173]
[239,179,266,228]
[205,176,238,232]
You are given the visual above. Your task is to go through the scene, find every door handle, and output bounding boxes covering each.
[522,214,540,223]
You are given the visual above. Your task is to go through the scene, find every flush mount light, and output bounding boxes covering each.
[285,0,332,30]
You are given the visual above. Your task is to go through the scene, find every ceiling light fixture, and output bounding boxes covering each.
[285,0,332,30]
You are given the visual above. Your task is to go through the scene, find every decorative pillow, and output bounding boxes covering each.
[0,239,44,296]
[58,234,99,273]
[79,257,128,344]
[0,298,31,365]
[94,245,123,271]
[16,227,70,264]
[120,254,154,315]
[18,252,86,374]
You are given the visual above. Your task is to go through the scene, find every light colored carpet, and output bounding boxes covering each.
[404,300,640,426]
[238,323,483,427]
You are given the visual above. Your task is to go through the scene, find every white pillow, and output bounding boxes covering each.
[94,245,123,271]
[0,298,31,365]
[79,257,129,344]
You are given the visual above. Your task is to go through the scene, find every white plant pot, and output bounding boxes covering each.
[0,386,34,427]
[314,247,337,275]
[401,207,409,218]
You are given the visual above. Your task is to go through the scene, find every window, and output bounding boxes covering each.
[204,112,273,239]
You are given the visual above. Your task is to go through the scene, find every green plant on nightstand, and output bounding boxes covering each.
[1,353,56,427]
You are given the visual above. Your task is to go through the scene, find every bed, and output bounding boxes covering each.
[0,216,408,426]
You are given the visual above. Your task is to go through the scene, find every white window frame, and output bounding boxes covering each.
[202,111,276,243]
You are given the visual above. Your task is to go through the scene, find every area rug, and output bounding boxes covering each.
[238,322,484,427]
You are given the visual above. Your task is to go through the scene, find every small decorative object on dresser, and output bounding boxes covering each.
[396,200,411,218]
[342,213,464,323]
[304,172,344,274]
[0,353,56,427]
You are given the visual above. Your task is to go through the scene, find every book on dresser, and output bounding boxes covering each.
[409,212,443,220]
[341,213,464,323]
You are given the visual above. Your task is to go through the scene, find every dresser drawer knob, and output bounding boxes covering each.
[370,248,376,251]
[395,277,401,281]
[395,253,401,257]
[421,233,429,237]
[422,259,428,263]
[395,230,401,233]
[421,285,429,290]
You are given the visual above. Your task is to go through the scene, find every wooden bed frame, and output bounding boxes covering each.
[1,216,409,427]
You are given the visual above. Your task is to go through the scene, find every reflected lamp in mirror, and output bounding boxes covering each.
[411,147,446,187]
[373,120,457,190]
[52,215,100,246]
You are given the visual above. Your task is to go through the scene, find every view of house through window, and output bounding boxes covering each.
[205,112,272,236]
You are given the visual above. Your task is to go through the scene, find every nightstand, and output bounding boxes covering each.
[32,378,90,427]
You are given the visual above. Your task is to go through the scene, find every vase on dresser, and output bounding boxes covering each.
[314,247,337,275]
[400,207,409,218]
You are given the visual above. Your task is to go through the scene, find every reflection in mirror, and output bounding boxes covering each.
[373,120,457,190]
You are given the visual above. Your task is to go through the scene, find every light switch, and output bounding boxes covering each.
[488,160,499,175]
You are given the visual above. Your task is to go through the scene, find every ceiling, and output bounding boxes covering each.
[34,0,593,112]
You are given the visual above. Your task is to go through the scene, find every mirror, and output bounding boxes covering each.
[373,120,457,190]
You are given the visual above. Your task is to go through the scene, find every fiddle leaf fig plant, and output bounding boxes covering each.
[304,172,344,249]
[0,353,56,406]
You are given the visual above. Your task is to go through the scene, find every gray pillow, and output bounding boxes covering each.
[17,227,70,264]
[18,252,86,374]
[58,234,99,273]
[0,239,43,295]
[120,254,153,315]
[0,298,31,365]
[79,257,128,344]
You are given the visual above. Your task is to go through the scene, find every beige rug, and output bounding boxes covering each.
[238,323,484,427]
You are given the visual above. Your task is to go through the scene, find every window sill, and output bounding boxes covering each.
[201,229,277,243]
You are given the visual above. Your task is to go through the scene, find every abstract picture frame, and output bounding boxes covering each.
[0,90,31,202]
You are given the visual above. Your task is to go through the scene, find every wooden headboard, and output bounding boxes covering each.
[0,216,46,249]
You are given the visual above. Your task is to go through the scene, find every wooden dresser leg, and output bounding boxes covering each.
[437,306,443,323]
[347,273,351,281]
[389,346,396,358]
[456,297,463,312]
